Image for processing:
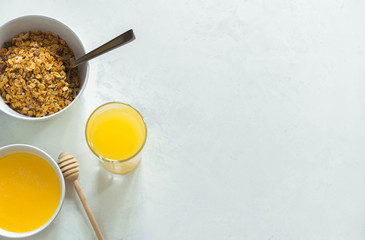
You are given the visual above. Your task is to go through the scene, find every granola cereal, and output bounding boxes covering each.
[0,30,80,117]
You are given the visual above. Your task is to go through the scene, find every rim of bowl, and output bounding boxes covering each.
[0,144,65,238]
[0,15,89,121]
[85,102,148,163]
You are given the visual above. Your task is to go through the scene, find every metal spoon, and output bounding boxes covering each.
[67,29,135,78]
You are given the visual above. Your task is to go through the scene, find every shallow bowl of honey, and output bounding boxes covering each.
[0,144,65,238]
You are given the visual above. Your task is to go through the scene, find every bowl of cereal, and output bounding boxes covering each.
[0,15,89,120]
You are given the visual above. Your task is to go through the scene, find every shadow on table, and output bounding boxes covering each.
[61,163,143,239]
[0,98,85,146]
[94,164,142,238]
[0,111,52,143]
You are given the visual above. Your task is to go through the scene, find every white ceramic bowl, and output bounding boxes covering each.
[0,15,89,121]
[0,144,65,238]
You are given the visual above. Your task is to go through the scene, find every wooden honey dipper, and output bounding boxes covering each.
[58,152,104,240]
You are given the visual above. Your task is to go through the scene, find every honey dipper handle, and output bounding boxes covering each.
[73,180,105,240]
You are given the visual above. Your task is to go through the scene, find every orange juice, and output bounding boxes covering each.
[86,102,147,174]
[0,152,61,232]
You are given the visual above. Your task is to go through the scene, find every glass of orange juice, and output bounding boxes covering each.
[85,102,147,174]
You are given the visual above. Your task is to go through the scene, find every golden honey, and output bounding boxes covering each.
[0,152,61,232]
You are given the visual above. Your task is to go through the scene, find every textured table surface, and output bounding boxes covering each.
[2,0,365,239]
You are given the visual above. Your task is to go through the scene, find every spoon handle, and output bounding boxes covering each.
[73,180,105,240]
[73,29,135,67]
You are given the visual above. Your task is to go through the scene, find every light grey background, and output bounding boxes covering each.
[1,0,365,239]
